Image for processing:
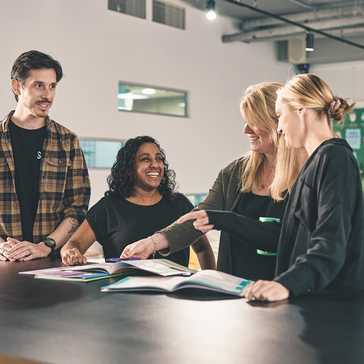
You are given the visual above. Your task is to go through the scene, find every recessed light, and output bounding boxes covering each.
[142,88,156,95]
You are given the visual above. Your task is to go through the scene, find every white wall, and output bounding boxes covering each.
[0,0,289,205]
[312,61,364,102]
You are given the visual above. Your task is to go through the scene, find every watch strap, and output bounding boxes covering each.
[42,237,57,251]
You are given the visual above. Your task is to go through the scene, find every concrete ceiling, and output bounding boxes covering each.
[181,0,364,64]
[181,0,357,21]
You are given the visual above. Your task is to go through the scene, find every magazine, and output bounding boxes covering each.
[101,269,252,297]
[21,268,124,282]
[19,259,192,282]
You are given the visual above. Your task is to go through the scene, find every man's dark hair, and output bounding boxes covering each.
[11,50,63,101]
[106,136,176,199]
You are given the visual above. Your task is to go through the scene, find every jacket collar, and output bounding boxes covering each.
[1,110,55,133]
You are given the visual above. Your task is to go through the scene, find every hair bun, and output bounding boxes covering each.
[328,97,354,122]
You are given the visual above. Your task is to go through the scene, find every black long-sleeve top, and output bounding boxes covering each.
[227,192,284,280]
[275,139,364,296]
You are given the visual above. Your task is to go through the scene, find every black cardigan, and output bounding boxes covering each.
[275,139,364,296]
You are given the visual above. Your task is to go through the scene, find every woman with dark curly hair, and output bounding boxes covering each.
[61,136,215,268]
[106,135,176,201]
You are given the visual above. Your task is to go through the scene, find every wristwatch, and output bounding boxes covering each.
[42,237,57,252]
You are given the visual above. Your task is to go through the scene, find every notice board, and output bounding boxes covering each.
[333,104,364,185]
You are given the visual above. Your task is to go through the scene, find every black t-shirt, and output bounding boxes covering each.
[231,192,285,281]
[9,121,46,242]
[86,193,192,266]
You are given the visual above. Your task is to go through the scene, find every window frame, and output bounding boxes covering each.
[118,80,189,118]
[80,137,125,170]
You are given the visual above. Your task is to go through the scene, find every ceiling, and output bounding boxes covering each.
[182,1,360,21]
[181,0,364,64]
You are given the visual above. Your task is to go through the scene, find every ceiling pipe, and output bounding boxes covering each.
[288,0,318,10]
[226,16,364,42]
[241,5,361,31]
[222,0,364,50]
[228,26,364,43]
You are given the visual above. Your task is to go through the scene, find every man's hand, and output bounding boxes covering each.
[5,238,51,262]
[0,240,18,261]
[243,280,290,302]
[61,247,87,266]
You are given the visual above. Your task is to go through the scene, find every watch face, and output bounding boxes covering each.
[44,238,56,249]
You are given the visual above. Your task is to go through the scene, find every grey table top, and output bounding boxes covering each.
[0,259,363,364]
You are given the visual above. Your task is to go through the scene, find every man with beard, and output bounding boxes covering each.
[0,50,90,261]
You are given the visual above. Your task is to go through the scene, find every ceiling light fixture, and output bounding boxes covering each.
[117,93,148,100]
[206,0,217,21]
[142,88,156,95]
[305,33,315,52]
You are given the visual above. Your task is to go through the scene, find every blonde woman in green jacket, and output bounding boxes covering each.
[122,82,301,281]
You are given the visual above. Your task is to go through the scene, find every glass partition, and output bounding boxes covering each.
[80,138,124,169]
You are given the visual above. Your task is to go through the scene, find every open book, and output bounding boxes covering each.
[19,259,192,282]
[20,268,123,282]
[101,270,252,297]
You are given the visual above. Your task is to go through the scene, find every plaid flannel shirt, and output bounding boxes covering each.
[0,111,91,242]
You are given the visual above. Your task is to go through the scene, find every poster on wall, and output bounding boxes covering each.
[333,102,364,185]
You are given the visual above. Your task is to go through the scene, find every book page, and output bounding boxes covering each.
[101,276,186,292]
[63,262,129,274]
[36,270,109,280]
[20,267,64,275]
[19,261,129,275]
[124,259,191,277]
[178,270,251,296]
